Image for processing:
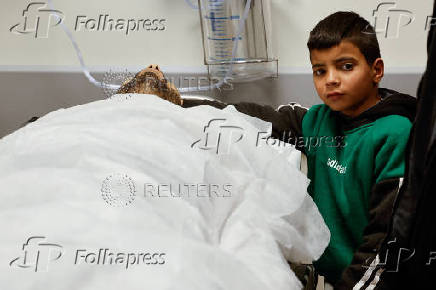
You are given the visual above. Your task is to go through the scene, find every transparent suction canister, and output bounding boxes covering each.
[198,0,278,83]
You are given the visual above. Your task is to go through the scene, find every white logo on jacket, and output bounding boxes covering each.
[327,158,347,174]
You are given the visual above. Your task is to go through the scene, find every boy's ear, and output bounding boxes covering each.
[371,58,384,85]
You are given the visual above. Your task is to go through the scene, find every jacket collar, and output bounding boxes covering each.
[332,88,417,131]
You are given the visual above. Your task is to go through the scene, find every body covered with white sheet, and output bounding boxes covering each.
[0,95,329,290]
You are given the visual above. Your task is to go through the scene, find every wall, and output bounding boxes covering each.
[0,0,434,137]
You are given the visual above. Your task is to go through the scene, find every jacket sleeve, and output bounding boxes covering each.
[182,98,308,149]
[334,178,402,290]
[335,120,412,289]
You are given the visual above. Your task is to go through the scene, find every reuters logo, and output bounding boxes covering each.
[101,174,136,207]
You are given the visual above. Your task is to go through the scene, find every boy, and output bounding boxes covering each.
[120,11,416,289]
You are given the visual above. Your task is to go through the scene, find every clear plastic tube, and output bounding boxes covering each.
[45,0,252,94]
[46,0,119,90]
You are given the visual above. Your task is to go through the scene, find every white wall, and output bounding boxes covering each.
[1,0,433,138]
[1,0,434,72]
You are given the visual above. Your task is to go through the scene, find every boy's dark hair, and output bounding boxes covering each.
[307,11,381,65]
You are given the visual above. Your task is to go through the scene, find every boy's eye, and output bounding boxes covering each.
[313,69,325,76]
[341,63,354,70]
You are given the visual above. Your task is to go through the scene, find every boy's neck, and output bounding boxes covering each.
[340,89,381,118]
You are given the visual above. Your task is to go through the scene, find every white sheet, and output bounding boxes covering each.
[0,94,329,290]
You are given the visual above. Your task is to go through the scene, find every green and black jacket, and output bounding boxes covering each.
[183,88,416,289]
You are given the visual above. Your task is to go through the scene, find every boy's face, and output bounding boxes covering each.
[310,41,384,117]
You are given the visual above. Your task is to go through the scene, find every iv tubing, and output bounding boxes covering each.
[46,0,252,93]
